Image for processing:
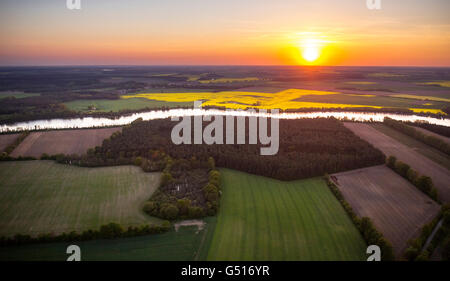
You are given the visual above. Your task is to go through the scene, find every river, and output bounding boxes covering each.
[1,109,449,132]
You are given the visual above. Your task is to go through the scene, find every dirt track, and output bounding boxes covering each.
[344,122,450,203]
[10,128,121,158]
[332,165,440,257]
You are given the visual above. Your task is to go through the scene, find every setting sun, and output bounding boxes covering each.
[297,36,328,65]
[302,47,320,62]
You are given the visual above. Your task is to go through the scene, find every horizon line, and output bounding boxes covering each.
[1,64,450,68]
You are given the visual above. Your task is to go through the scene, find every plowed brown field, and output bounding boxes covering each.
[332,165,440,257]
[344,122,450,203]
[0,134,19,152]
[10,128,120,158]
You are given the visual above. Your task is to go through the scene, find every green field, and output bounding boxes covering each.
[64,97,193,112]
[0,217,217,261]
[207,169,367,261]
[0,161,162,237]
[0,91,40,99]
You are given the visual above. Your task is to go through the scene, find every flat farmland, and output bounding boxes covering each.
[0,161,161,237]
[331,165,440,257]
[10,127,120,158]
[371,123,450,169]
[64,98,193,113]
[207,169,367,261]
[344,122,450,202]
[0,133,19,152]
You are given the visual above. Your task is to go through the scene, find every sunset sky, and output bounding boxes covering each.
[0,0,449,66]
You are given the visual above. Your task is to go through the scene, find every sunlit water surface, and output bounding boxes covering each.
[1,109,449,132]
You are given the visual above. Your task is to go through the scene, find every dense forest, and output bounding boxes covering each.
[68,117,385,181]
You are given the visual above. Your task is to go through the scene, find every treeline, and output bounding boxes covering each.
[325,175,395,260]
[0,103,193,126]
[67,117,385,181]
[404,204,450,261]
[384,117,450,155]
[386,156,439,202]
[203,104,447,119]
[0,222,170,247]
[143,157,220,220]
[408,121,450,138]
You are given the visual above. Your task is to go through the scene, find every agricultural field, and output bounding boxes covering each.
[331,165,441,257]
[0,161,161,237]
[417,81,450,88]
[370,124,450,169]
[64,98,193,113]
[1,66,449,125]
[206,169,367,261]
[390,94,450,103]
[10,127,121,158]
[0,91,39,99]
[198,77,260,84]
[122,88,446,114]
[296,93,447,112]
[0,217,217,261]
[0,133,19,152]
[344,122,450,202]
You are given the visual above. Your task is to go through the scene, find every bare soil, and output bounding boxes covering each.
[344,122,450,203]
[10,128,121,158]
[332,165,441,257]
[0,134,19,152]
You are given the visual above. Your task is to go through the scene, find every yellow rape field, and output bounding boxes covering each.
[122,89,446,113]
[408,108,446,114]
[417,81,450,88]
[122,89,384,110]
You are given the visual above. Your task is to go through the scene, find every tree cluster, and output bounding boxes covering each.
[384,117,450,155]
[386,156,439,201]
[408,121,450,138]
[143,157,221,220]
